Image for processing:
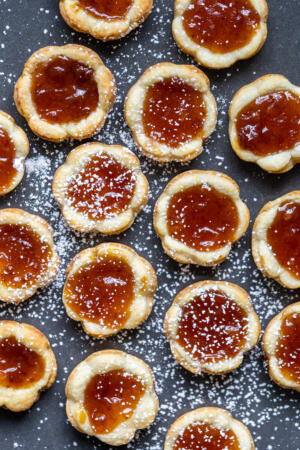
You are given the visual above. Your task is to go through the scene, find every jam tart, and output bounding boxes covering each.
[53,142,149,234]
[164,281,260,375]
[263,303,300,392]
[124,63,217,162]
[63,242,157,338]
[164,407,255,450]
[14,44,116,142]
[229,75,300,173]
[172,0,268,69]
[154,170,250,266]
[65,350,159,446]
[59,0,153,41]
[0,320,57,412]
[0,208,60,303]
[252,191,300,289]
[0,111,29,196]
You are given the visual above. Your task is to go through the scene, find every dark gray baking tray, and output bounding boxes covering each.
[0,0,299,448]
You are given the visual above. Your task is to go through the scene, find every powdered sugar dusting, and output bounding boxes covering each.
[0,0,299,449]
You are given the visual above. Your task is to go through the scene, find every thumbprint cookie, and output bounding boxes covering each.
[63,243,157,338]
[164,407,255,450]
[154,170,249,266]
[164,281,260,375]
[14,44,116,142]
[53,142,149,234]
[263,303,300,392]
[124,63,217,162]
[0,209,60,303]
[0,321,57,412]
[59,0,153,41]
[0,111,29,196]
[172,0,268,69]
[229,75,300,173]
[263,302,300,392]
[66,350,159,446]
[252,192,300,289]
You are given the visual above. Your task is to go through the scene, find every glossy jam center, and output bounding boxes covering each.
[177,290,248,363]
[275,312,300,384]
[267,201,300,280]
[64,256,135,329]
[0,223,51,289]
[183,0,259,54]
[66,153,136,220]
[167,184,239,251]
[142,77,206,148]
[78,0,133,20]
[0,127,17,195]
[174,421,240,450]
[84,369,145,434]
[236,90,300,156]
[0,336,45,388]
[31,55,99,124]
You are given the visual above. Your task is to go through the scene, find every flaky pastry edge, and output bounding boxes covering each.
[65,349,159,446]
[252,191,300,289]
[63,242,157,338]
[154,170,250,266]
[172,0,268,69]
[124,63,217,162]
[53,142,149,234]
[14,44,116,142]
[0,111,29,195]
[0,320,57,412]
[164,407,255,450]
[0,208,60,303]
[59,0,153,41]
[229,74,300,173]
[164,281,261,375]
[263,302,300,392]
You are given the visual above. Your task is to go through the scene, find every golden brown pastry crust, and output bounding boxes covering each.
[0,320,57,412]
[263,303,300,392]
[252,191,300,289]
[164,281,261,375]
[0,208,60,303]
[164,407,255,450]
[124,63,217,162]
[172,0,268,69]
[65,349,159,446]
[229,75,300,173]
[59,0,153,41]
[14,44,116,142]
[63,242,157,338]
[52,142,149,234]
[154,170,250,266]
[0,111,29,195]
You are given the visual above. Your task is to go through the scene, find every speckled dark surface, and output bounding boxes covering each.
[0,0,299,449]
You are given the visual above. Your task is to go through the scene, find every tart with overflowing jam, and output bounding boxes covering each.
[14,44,116,142]
[252,191,300,289]
[0,111,29,196]
[53,142,149,234]
[59,0,153,41]
[66,350,159,446]
[63,242,157,338]
[125,63,217,162]
[154,170,249,265]
[0,320,57,412]
[263,303,300,392]
[164,281,260,375]
[229,75,300,173]
[0,209,60,303]
[164,407,255,450]
[172,0,268,69]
